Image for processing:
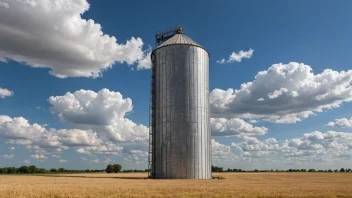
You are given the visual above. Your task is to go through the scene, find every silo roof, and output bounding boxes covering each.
[153,34,209,55]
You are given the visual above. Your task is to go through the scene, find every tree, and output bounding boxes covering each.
[37,168,46,174]
[113,164,122,173]
[28,165,37,173]
[18,166,29,174]
[211,165,224,172]
[8,167,17,174]
[1,168,8,174]
[340,168,345,172]
[106,164,114,173]
[50,168,57,173]
[58,168,65,172]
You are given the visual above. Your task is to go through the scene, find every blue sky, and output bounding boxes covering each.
[0,0,352,170]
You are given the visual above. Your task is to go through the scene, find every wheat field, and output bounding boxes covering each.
[0,173,351,198]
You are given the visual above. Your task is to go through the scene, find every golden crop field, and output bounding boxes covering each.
[0,173,351,198]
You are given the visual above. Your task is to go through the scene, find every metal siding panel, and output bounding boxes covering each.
[205,46,210,178]
[156,49,161,178]
[199,47,204,179]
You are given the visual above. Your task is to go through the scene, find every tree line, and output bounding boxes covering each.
[104,164,149,173]
[0,164,148,174]
[212,166,352,173]
[0,165,105,174]
[2,165,350,174]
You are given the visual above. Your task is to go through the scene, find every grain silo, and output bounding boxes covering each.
[148,27,211,179]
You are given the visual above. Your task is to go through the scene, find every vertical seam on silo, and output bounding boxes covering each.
[162,48,165,178]
[202,49,205,179]
[165,46,168,178]
[204,49,206,179]
[195,46,197,179]
[188,46,191,179]
[187,46,190,179]
[207,51,211,178]
[164,47,167,178]
[159,48,162,178]
[194,46,197,179]
[206,50,208,179]
[196,47,198,179]
[200,47,202,179]
[168,46,171,177]
[155,51,157,178]
[157,50,160,178]
[197,47,199,179]
[189,46,191,178]
[199,48,202,179]
[205,50,207,178]
[201,48,204,179]
[206,50,209,178]
[155,51,161,178]
[161,48,164,178]
[175,46,177,178]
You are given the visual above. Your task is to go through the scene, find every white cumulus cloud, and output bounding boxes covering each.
[49,89,149,143]
[231,131,352,162]
[0,115,101,153]
[57,129,101,147]
[0,88,149,160]
[0,0,151,78]
[24,159,31,164]
[0,87,13,98]
[212,139,234,162]
[1,154,14,159]
[31,154,47,159]
[217,49,254,64]
[77,143,123,156]
[327,117,352,128]
[51,155,60,158]
[232,137,279,153]
[211,118,267,136]
[137,49,152,70]
[58,159,68,163]
[0,115,62,148]
[210,62,352,123]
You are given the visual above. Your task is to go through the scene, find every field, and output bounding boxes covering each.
[0,173,352,198]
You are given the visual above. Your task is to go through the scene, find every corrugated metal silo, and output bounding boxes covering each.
[149,28,211,179]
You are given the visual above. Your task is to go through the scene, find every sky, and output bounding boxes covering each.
[0,0,352,170]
